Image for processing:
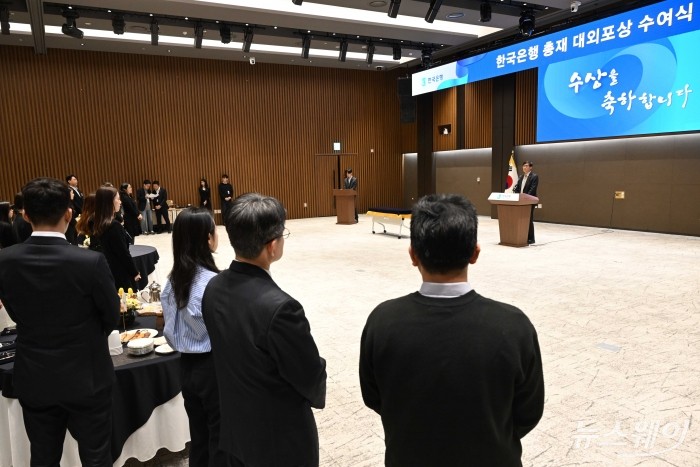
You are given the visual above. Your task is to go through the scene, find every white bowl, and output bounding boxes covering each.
[126,337,154,356]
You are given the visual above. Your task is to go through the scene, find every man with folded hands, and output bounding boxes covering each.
[0,177,120,466]
[359,193,545,466]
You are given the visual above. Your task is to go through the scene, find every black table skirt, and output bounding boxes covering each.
[0,315,181,462]
[129,245,160,290]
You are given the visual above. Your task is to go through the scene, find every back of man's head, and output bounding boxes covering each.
[410,194,478,275]
[22,178,71,227]
[226,193,286,260]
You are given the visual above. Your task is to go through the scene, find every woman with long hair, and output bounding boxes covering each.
[75,193,96,245]
[0,201,15,248]
[198,178,212,211]
[89,186,141,290]
[161,208,230,467]
[119,183,142,244]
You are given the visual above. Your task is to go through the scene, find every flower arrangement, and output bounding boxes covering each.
[118,288,141,329]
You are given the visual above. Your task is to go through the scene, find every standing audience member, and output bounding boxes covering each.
[217,174,234,223]
[119,183,142,244]
[11,193,32,243]
[152,180,171,234]
[161,208,231,467]
[0,178,120,466]
[0,202,16,248]
[89,186,141,291]
[66,174,84,217]
[65,189,79,245]
[199,178,212,211]
[512,160,539,244]
[203,193,326,467]
[136,180,155,235]
[76,193,96,247]
[359,194,545,466]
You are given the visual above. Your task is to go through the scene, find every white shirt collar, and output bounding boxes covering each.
[419,281,472,298]
[31,231,67,240]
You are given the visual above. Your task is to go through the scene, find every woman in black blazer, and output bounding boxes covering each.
[90,186,141,291]
[119,183,142,243]
[198,178,212,211]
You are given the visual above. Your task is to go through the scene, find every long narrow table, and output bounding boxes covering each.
[0,315,189,467]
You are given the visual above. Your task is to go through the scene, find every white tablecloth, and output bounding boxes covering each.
[0,393,189,467]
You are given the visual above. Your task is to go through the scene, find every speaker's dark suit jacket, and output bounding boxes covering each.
[202,261,327,467]
[513,172,538,197]
[0,235,120,404]
[344,176,357,190]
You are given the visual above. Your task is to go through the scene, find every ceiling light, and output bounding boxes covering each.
[220,24,231,44]
[392,45,401,60]
[388,0,401,18]
[480,1,492,23]
[243,27,253,52]
[194,22,203,49]
[301,34,311,58]
[425,0,444,24]
[1,6,10,35]
[150,19,158,45]
[111,13,125,35]
[369,1,387,6]
[338,39,348,62]
[61,10,83,39]
[366,41,375,64]
[446,12,464,19]
[519,10,535,36]
[421,49,432,69]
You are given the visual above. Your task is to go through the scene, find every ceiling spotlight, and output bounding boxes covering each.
[392,44,401,60]
[150,18,158,45]
[480,1,492,23]
[243,27,253,52]
[1,6,10,35]
[301,34,311,58]
[338,40,348,62]
[194,22,203,49]
[388,0,401,18]
[425,0,444,24]
[519,10,535,37]
[220,24,231,44]
[61,10,83,39]
[366,41,375,64]
[292,0,303,5]
[111,13,125,35]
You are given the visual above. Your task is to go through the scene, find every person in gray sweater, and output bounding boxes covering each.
[360,193,545,466]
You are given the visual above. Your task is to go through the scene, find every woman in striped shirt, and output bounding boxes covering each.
[162,207,231,467]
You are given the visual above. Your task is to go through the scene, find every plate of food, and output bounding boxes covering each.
[120,328,158,344]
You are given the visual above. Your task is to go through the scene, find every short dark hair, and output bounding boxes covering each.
[13,192,23,211]
[221,174,229,179]
[22,178,71,227]
[152,180,160,186]
[410,194,478,275]
[523,161,533,167]
[225,193,286,259]
[143,179,151,185]
[65,174,76,183]
[346,168,353,173]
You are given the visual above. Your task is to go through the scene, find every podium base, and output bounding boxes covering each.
[336,221,358,225]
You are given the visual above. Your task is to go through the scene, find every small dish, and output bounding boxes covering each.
[155,344,175,355]
[127,337,155,356]
[153,336,167,346]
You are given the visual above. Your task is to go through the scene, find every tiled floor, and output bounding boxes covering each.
[99,215,700,466]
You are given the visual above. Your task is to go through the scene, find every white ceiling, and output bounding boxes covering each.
[0,0,632,71]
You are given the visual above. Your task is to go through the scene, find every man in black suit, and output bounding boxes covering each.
[0,178,120,466]
[136,179,155,235]
[360,194,544,466]
[151,180,171,233]
[217,174,234,223]
[343,168,358,222]
[513,160,539,244]
[203,193,326,467]
[66,174,83,217]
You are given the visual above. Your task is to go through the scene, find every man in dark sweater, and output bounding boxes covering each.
[359,194,544,466]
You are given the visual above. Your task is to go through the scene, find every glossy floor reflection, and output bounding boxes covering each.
[122,214,700,466]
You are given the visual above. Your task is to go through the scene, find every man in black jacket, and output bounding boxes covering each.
[0,178,120,466]
[217,174,234,223]
[360,194,544,466]
[151,180,171,233]
[513,160,539,244]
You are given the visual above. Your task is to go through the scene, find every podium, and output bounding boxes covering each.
[488,193,539,247]
[333,189,357,225]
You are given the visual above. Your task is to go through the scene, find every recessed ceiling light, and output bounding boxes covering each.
[84,22,91,26]
[369,1,387,7]
[446,12,464,19]
[130,25,148,32]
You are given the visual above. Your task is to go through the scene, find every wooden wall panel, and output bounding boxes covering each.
[0,45,405,221]
[464,80,492,149]
[515,68,537,145]
[433,87,456,152]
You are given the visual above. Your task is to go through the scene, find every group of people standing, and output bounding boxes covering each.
[198,174,235,221]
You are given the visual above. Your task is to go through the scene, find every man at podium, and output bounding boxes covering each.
[344,168,358,222]
[513,161,539,244]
